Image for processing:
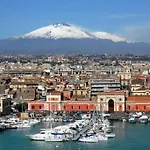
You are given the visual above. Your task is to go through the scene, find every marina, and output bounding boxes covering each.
[1,118,150,150]
[1,112,150,150]
[0,112,116,142]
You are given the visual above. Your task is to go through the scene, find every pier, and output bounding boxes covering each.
[72,121,93,141]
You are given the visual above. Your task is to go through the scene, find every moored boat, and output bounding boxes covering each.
[27,130,50,141]
[78,135,99,143]
[139,115,149,124]
[105,132,115,138]
[129,117,136,123]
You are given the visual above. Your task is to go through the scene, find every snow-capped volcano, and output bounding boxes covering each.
[92,32,127,42]
[20,23,96,39]
[1,22,150,54]
[16,23,129,42]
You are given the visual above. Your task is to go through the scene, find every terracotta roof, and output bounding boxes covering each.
[62,100,97,104]
[131,79,144,85]
[27,100,46,104]
[127,96,150,102]
[99,90,126,95]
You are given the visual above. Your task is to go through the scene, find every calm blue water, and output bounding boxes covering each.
[0,122,150,150]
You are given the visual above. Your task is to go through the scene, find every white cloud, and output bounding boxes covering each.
[116,23,150,43]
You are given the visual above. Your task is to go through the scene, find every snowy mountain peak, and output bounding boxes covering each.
[52,22,71,27]
[20,23,96,39]
[15,22,131,42]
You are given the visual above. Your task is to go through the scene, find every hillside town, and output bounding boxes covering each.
[1,54,150,116]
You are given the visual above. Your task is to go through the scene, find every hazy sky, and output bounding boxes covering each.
[0,0,150,42]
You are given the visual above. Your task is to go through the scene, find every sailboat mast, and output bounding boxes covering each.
[50,92,53,129]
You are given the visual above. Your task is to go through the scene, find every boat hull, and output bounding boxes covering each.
[78,136,99,143]
[139,119,148,124]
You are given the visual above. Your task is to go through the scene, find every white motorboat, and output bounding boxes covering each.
[28,130,50,141]
[43,117,54,122]
[139,115,149,124]
[17,123,31,128]
[45,132,66,142]
[105,133,115,138]
[45,125,75,142]
[17,120,31,128]
[136,112,142,117]
[122,118,127,122]
[29,119,40,125]
[96,132,108,141]
[128,117,136,123]
[78,135,99,143]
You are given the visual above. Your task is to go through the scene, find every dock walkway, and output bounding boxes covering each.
[72,121,93,141]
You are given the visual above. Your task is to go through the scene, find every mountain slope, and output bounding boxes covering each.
[18,23,96,39]
[92,32,127,42]
[15,23,128,42]
[0,38,150,54]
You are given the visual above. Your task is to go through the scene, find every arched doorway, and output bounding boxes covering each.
[108,99,114,112]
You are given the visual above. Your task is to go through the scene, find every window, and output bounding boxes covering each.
[39,105,42,109]
[144,106,146,110]
[136,106,138,110]
[71,106,73,109]
[128,105,130,110]
[100,98,103,101]
[64,105,66,110]
[119,98,122,101]
[31,105,35,109]
[79,106,81,110]
[86,106,88,110]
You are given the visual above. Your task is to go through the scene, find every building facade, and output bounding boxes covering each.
[90,78,121,97]
[126,96,150,112]
[0,95,11,115]
[97,91,126,112]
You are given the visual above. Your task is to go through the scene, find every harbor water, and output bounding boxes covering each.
[0,122,150,150]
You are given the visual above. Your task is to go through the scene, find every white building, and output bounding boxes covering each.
[97,91,126,112]
[90,78,121,97]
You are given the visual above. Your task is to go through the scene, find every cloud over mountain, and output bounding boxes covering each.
[117,23,150,43]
